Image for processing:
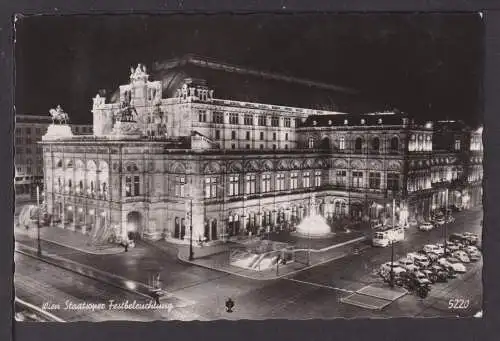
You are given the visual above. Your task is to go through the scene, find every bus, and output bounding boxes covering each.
[372,227,405,247]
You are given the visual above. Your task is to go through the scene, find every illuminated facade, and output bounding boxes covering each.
[40,64,483,245]
[15,114,92,200]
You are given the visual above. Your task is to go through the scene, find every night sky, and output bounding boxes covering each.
[15,13,484,126]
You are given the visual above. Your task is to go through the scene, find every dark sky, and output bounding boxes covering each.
[15,13,484,126]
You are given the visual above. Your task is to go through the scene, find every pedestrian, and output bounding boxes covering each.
[124,241,129,252]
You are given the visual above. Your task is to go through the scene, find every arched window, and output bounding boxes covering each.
[390,137,399,152]
[355,137,363,153]
[56,159,63,168]
[372,137,380,152]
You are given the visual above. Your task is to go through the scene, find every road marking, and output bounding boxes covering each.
[283,278,355,294]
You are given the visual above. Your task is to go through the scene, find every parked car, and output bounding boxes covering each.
[435,217,446,225]
[419,222,434,231]
[438,257,466,274]
[398,258,419,272]
[407,252,430,268]
[379,263,407,286]
[462,232,479,245]
[452,250,471,263]
[423,244,444,256]
[464,245,480,254]
[445,257,467,273]
[427,264,451,282]
[400,271,432,298]
[449,233,468,244]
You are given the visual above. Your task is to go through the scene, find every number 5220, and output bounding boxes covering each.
[448,299,470,309]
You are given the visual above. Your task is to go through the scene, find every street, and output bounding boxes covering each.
[14,206,483,321]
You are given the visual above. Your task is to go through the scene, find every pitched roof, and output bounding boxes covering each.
[150,54,380,114]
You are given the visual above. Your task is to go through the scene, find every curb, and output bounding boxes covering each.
[15,297,66,322]
[15,228,123,255]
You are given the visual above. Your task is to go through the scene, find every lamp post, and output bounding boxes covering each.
[188,198,194,261]
[36,185,42,257]
[389,197,396,288]
[444,188,449,256]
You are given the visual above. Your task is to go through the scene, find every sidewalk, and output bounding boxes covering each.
[14,224,123,255]
[175,234,369,280]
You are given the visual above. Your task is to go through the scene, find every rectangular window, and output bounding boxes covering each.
[290,172,298,190]
[133,175,140,195]
[198,110,207,122]
[285,144,288,150]
[213,112,224,124]
[273,132,277,141]
[369,172,381,189]
[231,131,236,140]
[246,131,250,140]
[271,116,279,127]
[261,174,271,193]
[125,176,132,197]
[284,118,291,128]
[245,174,256,194]
[26,148,32,154]
[314,171,321,187]
[258,116,266,126]
[285,133,288,141]
[26,138,32,144]
[276,173,285,191]
[15,137,22,145]
[26,128,31,134]
[339,136,345,150]
[455,139,461,151]
[229,113,239,125]
[260,132,264,140]
[244,115,253,125]
[229,175,239,196]
[231,144,236,149]
[303,172,311,188]
[387,173,400,190]
[260,144,264,150]
[205,177,217,198]
[215,130,221,140]
[175,176,185,197]
[246,144,250,149]
[295,118,300,127]
[352,171,363,188]
[36,128,41,135]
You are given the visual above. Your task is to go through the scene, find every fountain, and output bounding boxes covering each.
[293,194,335,238]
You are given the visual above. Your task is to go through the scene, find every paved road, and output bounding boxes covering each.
[14,252,205,321]
[15,206,483,320]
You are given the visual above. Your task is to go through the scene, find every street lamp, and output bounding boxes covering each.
[36,185,42,257]
[389,198,396,288]
[444,188,449,256]
[188,198,194,261]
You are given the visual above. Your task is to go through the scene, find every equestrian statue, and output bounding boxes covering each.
[49,105,70,125]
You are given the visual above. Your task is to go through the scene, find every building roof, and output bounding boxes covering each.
[141,54,381,114]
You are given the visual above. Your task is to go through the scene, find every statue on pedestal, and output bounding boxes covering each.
[49,105,70,125]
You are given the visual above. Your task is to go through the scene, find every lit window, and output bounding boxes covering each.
[303,172,310,188]
[261,174,271,193]
[339,136,345,150]
[229,175,239,196]
[276,174,285,191]
[245,174,256,194]
[290,172,298,190]
[314,171,321,187]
